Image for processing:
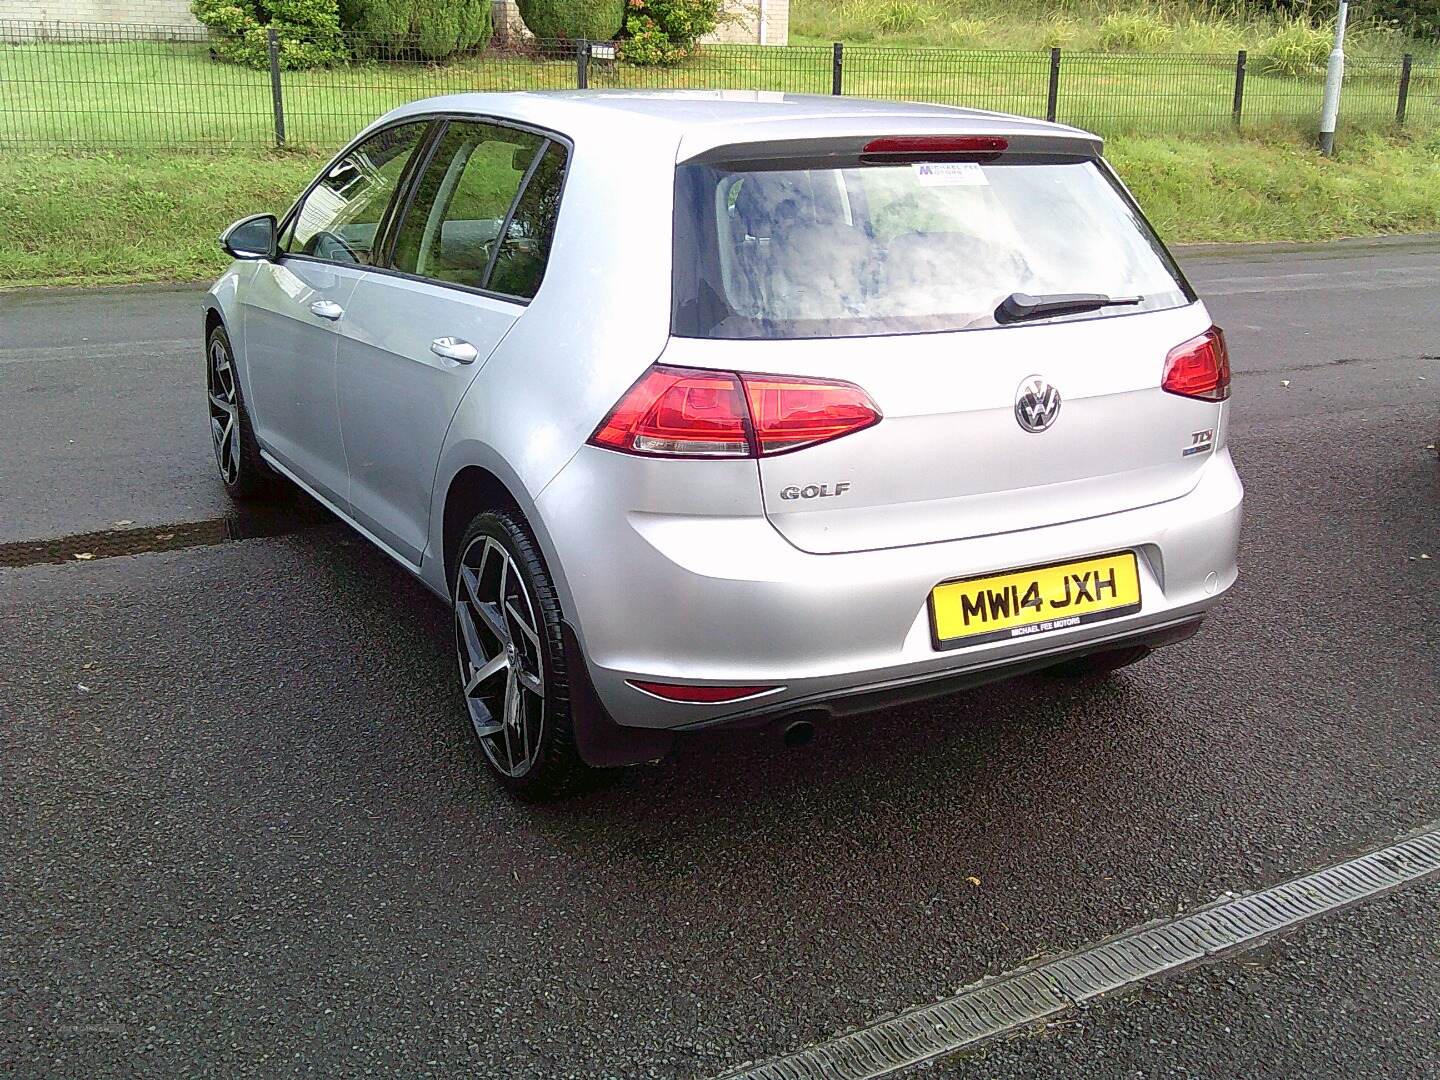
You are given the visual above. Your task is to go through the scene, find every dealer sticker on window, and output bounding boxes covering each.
[911,162,989,186]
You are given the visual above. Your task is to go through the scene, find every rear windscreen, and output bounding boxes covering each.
[672,156,1193,339]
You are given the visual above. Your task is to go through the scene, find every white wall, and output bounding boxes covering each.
[705,0,788,46]
[0,0,203,26]
[0,0,788,44]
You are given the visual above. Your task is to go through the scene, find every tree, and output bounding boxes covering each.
[516,0,625,42]
[339,0,494,59]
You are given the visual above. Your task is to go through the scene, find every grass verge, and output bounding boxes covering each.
[2,131,1439,290]
[790,0,1435,58]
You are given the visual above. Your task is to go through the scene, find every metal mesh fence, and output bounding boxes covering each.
[588,43,832,93]
[0,22,273,146]
[1057,52,1238,134]
[1406,61,1440,127]
[281,36,578,148]
[0,19,1430,151]
[846,47,1051,119]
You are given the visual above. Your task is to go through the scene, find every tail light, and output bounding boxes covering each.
[589,366,750,457]
[1162,327,1231,402]
[590,365,881,458]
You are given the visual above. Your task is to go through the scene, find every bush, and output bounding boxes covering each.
[941,16,988,46]
[620,0,721,64]
[338,0,492,59]
[1253,18,1333,77]
[1171,17,1245,55]
[516,0,625,41]
[1038,16,1086,50]
[874,0,935,36]
[1097,11,1173,51]
[192,0,347,68]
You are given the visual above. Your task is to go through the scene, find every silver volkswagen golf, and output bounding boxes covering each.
[205,91,1242,796]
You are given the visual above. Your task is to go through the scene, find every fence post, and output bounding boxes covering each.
[576,39,589,89]
[1397,53,1413,125]
[832,42,843,96]
[1046,47,1060,123]
[266,27,285,150]
[1232,49,1247,128]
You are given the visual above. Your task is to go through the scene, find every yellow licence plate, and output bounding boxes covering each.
[929,551,1142,649]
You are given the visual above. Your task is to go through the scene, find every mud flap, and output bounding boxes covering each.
[561,622,676,768]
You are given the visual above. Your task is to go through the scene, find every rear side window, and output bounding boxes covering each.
[285,121,429,266]
[391,121,544,290]
[488,142,568,300]
[672,156,1191,339]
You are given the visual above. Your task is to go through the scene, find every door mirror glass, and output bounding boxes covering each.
[221,213,277,260]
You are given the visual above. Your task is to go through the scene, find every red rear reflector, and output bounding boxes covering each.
[861,135,1008,156]
[1162,327,1231,402]
[628,680,778,703]
[589,366,881,458]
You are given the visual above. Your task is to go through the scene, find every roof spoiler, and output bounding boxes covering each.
[679,130,1102,168]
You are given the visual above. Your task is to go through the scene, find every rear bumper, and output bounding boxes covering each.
[563,614,1206,767]
[539,445,1243,760]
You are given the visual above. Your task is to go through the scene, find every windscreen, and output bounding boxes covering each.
[672,155,1193,339]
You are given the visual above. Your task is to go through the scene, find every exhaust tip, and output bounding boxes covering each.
[782,719,815,749]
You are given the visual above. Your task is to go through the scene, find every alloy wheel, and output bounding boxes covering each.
[207,338,240,485]
[454,535,547,777]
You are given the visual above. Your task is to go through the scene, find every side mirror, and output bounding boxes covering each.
[220,213,277,260]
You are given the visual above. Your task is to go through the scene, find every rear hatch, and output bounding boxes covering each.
[665,135,1226,555]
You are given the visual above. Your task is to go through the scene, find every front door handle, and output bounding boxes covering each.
[430,337,478,365]
[309,299,344,320]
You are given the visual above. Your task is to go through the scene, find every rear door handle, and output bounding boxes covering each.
[309,300,344,320]
[430,337,478,365]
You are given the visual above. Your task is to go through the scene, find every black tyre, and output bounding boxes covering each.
[206,324,274,501]
[1045,644,1152,680]
[452,509,590,798]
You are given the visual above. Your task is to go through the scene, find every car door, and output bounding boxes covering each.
[240,119,432,508]
[335,120,569,565]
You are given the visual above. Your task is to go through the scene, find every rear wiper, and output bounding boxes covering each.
[994,292,1143,325]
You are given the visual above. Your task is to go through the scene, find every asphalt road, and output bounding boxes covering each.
[952,879,1440,1079]
[2,238,1438,1077]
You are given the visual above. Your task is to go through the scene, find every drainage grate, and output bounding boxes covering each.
[714,823,1440,1080]
[0,503,333,568]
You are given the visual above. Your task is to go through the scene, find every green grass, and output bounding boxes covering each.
[3,38,1436,152]
[0,150,324,287]
[3,131,1438,289]
[790,0,1437,58]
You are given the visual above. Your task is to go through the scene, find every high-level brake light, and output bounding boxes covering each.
[861,135,1008,159]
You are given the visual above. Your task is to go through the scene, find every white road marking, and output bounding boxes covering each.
[0,338,196,365]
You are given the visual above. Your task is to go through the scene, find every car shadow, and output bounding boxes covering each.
[279,508,1172,875]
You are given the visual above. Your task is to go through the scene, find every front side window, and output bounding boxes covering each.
[390,121,545,291]
[672,155,1191,339]
[285,121,429,266]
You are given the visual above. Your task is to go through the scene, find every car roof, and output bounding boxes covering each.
[372,90,1102,159]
